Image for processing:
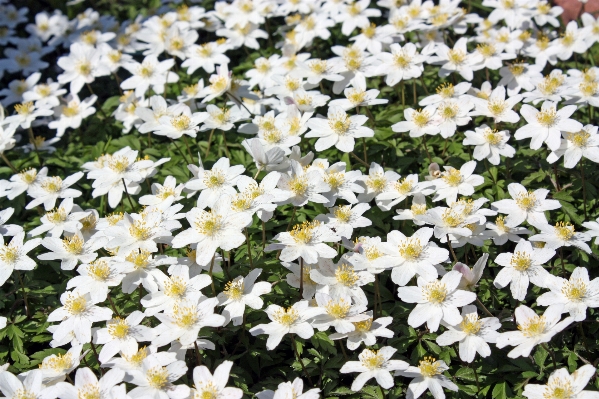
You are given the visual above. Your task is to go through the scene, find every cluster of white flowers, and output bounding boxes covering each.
[0,0,598,397]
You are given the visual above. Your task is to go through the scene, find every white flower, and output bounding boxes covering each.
[382,227,448,286]
[496,305,572,358]
[376,43,425,86]
[491,183,561,228]
[469,85,521,124]
[0,370,49,399]
[395,357,458,399]
[48,93,97,137]
[53,368,125,399]
[429,37,482,81]
[250,300,324,350]
[47,291,112,344]
[311,292,369,333]
[433,98,473,138]
[436,305,501,363]
[154,105,208,139]
[392,106,440,138]
[26,172,84,211]
[152,297,225,347]
[432,161,484,204]
[516,101,583,151]
[119,250,174,294]
[463,125,515,165]
[397,271,477,332]
[537,267,599,322]
[199,64,232,103]
[529,222,592,253]
[0,232,40,286]
[95,311,155,363]
[310,259,373,305]
[127,356,189,399]
[317,203,371,239]
[67,257,133,302]
[493,239,554,301]
[28,197,89,237]
[217,268,272,326]
[330,312,394,350]
[184,157,245,209]
[547,125,599,168]
[340,347,408,391]
[498,62,543,95]
[256,378,320,399]
[305,106,374,153]
[37,345,82,384]
[523,365,598,399]
[139,176,185,206]
[57,43,109,94]
[6,167,47,200]
[266,220,339,264]
[171,198,252,266]
[191,361,243,399]
[121,55,179,97]
[328,78,388,110]
[39,233,108,271]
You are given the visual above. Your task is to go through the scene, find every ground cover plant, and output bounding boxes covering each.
[0,0,599,397]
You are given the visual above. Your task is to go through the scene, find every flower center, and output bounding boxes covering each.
[13,389,36,399]
[171,115,191,131]
[567,130,591,148]
[274,307,299,326]
[510,251,532,271]
[554,222,575,241]
[484,128,503,145]
[89,260,111,280]
[328,113,352,135]
[325,298,351,319]
[536,108,558,127]
[309,60,327,74]
[399,238,423,261]
[42,176,63,193]
[347,89,367,104]
[335,264,359,286]
[447,49,466,65]
[0,244,18,263]
[562,278,587,301]
[439,103,458,120]
[78,384,101,399]
[442,168,462,186]
[43,353,73,372]
[437,83,455,98]
[460,313,482,335]
[139,65,154,78]
[334,205,353,223]
[515,191,537,211]
[173,304,199,328]
[223,280,245,300]
[518,315,546,337]
[289,221,319,244]
[108,318,130,339]
[411,203,427,215]
[210,76,229,93]
[123,347,148,366]
[353,317,373,332]
[366,173,387,192]
[423,281,448,304]
[365,246,383,261]
[394,52,412,68]
[129,220,153,241]
[361,349,385,369]
[418,357,442,377]
[289,175,309,196]
[126,250,151,269]
[477,43,496,58]
[147,366,169,389]
[324,172,345,190]
[20,168,38,184]
[442,209,464,227]
[495,216,508,233]
[394,177,414,195]
[545,378,575,399]
[508,63,525,76]
[165,276,187,298]
[412,109,431,127]
[108,156,130,173]
[195,211,224,237]
[65,294,87,315]
[488,100,507,117]
[63,236,84,254]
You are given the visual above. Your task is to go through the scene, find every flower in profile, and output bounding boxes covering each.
[496,305,572,358]
[452,254,488,290]
[340,347,408,391]
[395,357,458,399]
[523,365,598,399]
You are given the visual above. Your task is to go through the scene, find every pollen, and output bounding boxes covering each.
[438,102,459,119]
[441,209,464,227]
[12,388,37,399]
[108,318,130,339]
[123,346,148,366]
[65,294,87,315]
[146,366,169,389]
[579,81,598,97]
[19,168,37,184]
[562,278,587,301]
[46,207,67,224]
[42,352,73,372]
[423,281,448,304]
[223,279,245,301]
[274,307,299,326]
[88,260,112,280]
[484,128,503,145]
[353,317,373,332]
[126,249,152,270]
[324,172,345,189]
[334,205,353,223]
[366,173,387,193]
[156,186,176,200]
[289,175,309,195]
[284,76,302,91]
[365,246,383,261]
[328,113,352,135]
[106,212,124,226]
[347,88,367,104]
[442,168,463,186]
[477,43,496,58]
[263,129,283,144]
[495,215,508,233]
[361,23,376,38]
[544,378,574,399]
[63,235,84,254]
[510,251,532,271]
[0,243,19,263]
[360,349,385,369]
[518,315,546,337]
[164,276,187,298]
[15,102,34,115]
[325,298,351,319]
[487,100,507,116]
[515,191,537,211]
[203,170,226,189]
[107,155,130,173]
[436,83,455,98]
[64,101,81,117]
[554,222,575,241]
[309,59,328,75]
[418,357,443,377]
[411,109,431,128]
[172,304,199,328]
[335,264,360,287]
[139,65,154,78]
[447,49,466,65]
[394,177,414,195]
[209,75,229,93]
[399,238,423,261]
[170,115,191,131]
[508,62,525,76]
[567,130,591,148]
[536,108,558,127]
[460,313,482,335]
[289,220,320,244]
